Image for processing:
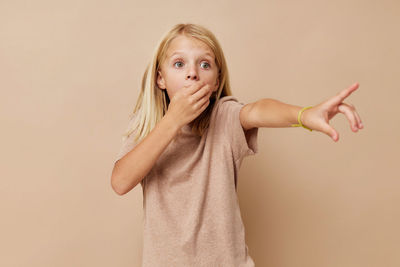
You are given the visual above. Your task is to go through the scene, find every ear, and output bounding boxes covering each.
[214,77,220,90]
[157,70,166,89]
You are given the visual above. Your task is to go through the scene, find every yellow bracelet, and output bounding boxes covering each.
[291,106,313,131]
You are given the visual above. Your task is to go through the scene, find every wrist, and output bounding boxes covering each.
[291,106,313,131]
[162,114,182,134]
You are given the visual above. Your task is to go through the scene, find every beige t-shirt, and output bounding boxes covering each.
[115,95,259,267]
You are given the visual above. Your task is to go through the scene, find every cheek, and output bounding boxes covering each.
[209,69,219,79]
[166,84,183,98]
[207,72,219,87]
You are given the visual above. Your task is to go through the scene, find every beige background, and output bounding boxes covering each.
[1,0,399,266]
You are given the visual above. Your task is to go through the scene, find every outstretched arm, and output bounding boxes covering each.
[239,82,364,142]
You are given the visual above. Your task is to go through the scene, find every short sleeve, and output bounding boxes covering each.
[216,96,259,164]
[114,113,139,163]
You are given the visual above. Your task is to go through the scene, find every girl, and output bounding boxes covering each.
[111,23,363,267]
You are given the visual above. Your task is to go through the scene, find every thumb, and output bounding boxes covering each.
[321,123,339,142]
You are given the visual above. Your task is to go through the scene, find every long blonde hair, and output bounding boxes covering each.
[122,23,233,143]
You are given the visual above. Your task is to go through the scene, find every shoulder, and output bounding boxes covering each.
[216,95,242,105]
[209,95,245,129]
[213,96,244,114]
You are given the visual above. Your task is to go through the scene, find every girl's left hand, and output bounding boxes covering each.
[301,82,364,142]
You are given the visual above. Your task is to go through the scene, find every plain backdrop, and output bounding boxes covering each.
[1,0,399,266]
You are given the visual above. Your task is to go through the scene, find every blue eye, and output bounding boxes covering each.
[174,61,184,68]
[173,61,211,69]
[201,62,210,69]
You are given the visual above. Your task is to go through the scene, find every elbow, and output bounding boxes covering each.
[111,175,126,196]
[111,165,127,196]
[111,161,141,195]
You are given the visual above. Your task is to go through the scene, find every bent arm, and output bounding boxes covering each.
[111,114,180,195]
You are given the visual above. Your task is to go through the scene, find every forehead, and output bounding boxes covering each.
[166,35,214,58]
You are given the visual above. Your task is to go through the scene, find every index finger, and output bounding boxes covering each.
[329,82,360,106]
[185,81,207,96]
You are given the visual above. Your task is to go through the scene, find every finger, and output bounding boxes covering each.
[191,84,211,103]
[184,81,207,96]
[328,82,359,106]
[352,107,364,129]
[320,122,339,142]
[195,95,210,113]
[337,103,359,132]
[347,103,363,129]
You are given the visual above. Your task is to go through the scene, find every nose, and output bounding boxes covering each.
[186,64,198,80]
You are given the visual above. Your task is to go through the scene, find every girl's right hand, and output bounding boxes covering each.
[166,81,213,128]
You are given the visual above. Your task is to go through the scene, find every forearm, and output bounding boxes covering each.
[111,114,180,195]
[251,98,303,128]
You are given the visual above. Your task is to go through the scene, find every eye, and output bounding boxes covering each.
[174,61,184,68]
[173,60,211,69]
[201,62,210,69]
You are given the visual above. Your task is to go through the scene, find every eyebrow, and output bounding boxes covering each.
[169,51,214,60]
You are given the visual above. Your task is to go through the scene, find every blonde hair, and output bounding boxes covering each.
[122,23,233,143]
